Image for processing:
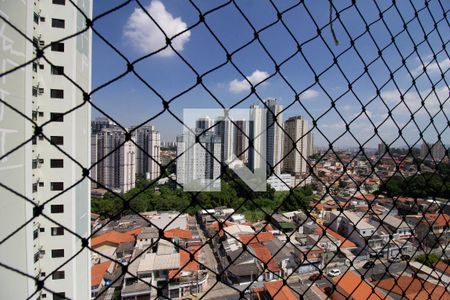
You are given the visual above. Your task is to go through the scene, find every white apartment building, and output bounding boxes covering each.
[265,99,283,175]
[92,128,136,193]
[176,131,221,191]
[283,115,308,176]
[134,125,161,181]
[0,1,91,299]
[248,104,266,172]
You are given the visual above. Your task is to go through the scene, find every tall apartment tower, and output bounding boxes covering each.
[248,104,266,172]
[0,1,92,299]
[234,120,249,162]
[215,115,234,163]
[92,129,136,193]
[283,116,309,176]
[265,99,283,175]
[307,132,315,158]
[176,131,221,190]
[134,126,161,181]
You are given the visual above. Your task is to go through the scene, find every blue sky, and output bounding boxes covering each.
[91,0,450,147]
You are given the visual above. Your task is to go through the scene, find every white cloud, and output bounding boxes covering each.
[123,0,191,57]
[413,58,450,75]
[300,89,319,100]
[229,70,269,93]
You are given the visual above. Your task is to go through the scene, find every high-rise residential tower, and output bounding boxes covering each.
[265,99,283,175]
[233,120,249,162]
[283,116,309,176]
[134,125,161,181]
[248,104,266,172]
[0,1,92,298]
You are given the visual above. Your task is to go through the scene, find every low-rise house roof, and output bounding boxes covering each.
[91,228,143,248]
[91,261,112,287]
[332,271,388,300]
[263,280,297,300]
[375,275,450,299]
[137,252,180,273]
[315,225,357,249]
[164,228,193,240]
[240,232,275,245]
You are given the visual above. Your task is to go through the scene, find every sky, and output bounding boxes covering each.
[91,0,450,148]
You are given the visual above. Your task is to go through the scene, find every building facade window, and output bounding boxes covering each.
[50,204,64,213]
[52,271,65,280]
[51,18,65,28]
[50,113,64,122]
[52,0,65,5]
[50,159,64,168]
[51,249,64,258]
[50,136,64,145]
[51,65,64,75]
[50,182,64,191]
[50,89,64,99]
[51,227,64,236]
[51,42,65,52]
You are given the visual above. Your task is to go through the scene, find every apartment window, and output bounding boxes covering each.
[39,40,45,47]
[50,205,64,213]
[42,294,46,299]
[39,64,44,70]
[38,182,44,187]
[32,183,38,193]
[50,136,64,145]
[51,65,64,75]
[32,87,38,97]
[51,249,64,258]
[50,113,64,122]
[34,252,39,263]
[41,272,46,277]
[53,293,65,300]
[33,62,37,72]
[51,18,65,28]
[52,0,65,4]
[38,88,44,95]
[50,159,64,168]
[52,271,65,280]
[34,13,39,24]
[40,17,45,22]
[51,42,64,52]
[51,227,64,236]
[33,229,39,240]
[40,227,45,233]
[50,89,64,99]
[50,182,64,191]
[32,137,37,145]
[32,159,38,169]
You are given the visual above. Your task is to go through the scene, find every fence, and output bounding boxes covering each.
[0,0,449,299]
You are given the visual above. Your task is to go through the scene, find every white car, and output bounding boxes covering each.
[328,269,342,277]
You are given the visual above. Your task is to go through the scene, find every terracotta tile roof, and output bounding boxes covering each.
[240,232,275,245]
[91,228,143,248]
[91,261,112,287]
[164,228,192,240]
[375,276,449,299]
[168,249,199,280]
[434,261,450,275]
[264,280,297,300]
[250,243,280,272]
[333,271,387,300]
[423,214,450,227]
[315,225,357,249]
[353,194,376,201]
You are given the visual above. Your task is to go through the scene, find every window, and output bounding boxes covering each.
[41,272,46,277]
[32,183,37,193]
[32,87,38,97]
[52,0,65,5]
[51,249,64,258]
[34,13,39,24]
[50,89,64,99]
[38,182,44,187]
[33,229,39,240]
[40,17,45,22]
[50,113,64,122]
[39,40,45,47]
[32,159,38,169]
[51,65,64,75]
[50,205,64,213]
[51,18,65,28]
[51,42,64,52]
[38,112,44,117]
[52,271,65,280]
[34,252,40,263]
[38,88,44,95]
[50,136,64,145]
[50,182,64,191]
[50,159,64,168]
[51,227,64,236]
[33,62,37,72]
[39,64,44,70]
[53,292,65,300]
[39,227,45,233]
[42,294,46,299]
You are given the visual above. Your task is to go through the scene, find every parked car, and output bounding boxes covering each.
[388,256,402,263]
[362,261,375,269]
[401,254,411,261]
[328,269,342,277]
[309,273,323,281]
